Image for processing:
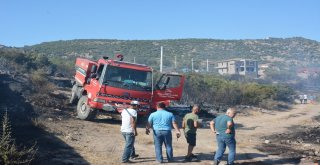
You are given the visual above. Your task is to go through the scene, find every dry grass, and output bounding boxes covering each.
[31,117,46,129]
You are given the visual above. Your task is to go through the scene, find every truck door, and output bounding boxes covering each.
[152,74,185,103]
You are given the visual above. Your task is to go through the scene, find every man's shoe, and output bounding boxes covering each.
[157,160,164,164]
[184,155,192,162]
[212,160,220,165]
[190,154,197,158]
[130,154,139,160]
[190,154,199,161]
[121,160,133,164]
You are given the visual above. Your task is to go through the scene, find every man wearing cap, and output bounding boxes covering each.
[120,100,140,163]
[146,102,181,163]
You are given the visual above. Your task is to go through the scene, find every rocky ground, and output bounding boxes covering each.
[0,73,319,165]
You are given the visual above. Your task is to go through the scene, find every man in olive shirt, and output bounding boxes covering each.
[182,104,200,162]
[210,107,237,165]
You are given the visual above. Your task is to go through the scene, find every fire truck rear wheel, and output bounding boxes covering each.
[70,84,78,104]
[77,96,97,120]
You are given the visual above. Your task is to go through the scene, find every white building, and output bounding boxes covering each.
[216,59,258,78]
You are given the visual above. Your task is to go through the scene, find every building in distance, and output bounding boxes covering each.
[216,58,258,78]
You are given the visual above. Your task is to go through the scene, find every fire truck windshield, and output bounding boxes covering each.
[103,65,152,91]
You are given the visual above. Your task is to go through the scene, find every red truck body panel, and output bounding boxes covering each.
[75,58,97,86]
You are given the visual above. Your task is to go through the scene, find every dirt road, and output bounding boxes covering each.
[40,103,320,165]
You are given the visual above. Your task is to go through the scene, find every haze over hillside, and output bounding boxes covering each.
[22,37,320,67]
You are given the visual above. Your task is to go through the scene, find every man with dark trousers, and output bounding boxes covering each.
[182,104,200,162]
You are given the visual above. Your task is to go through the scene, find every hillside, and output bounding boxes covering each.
[23,37,320,71]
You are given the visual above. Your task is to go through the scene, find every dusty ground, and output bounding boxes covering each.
[1,73,320,165]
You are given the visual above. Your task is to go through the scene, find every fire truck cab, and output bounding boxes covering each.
[70,55,185,120]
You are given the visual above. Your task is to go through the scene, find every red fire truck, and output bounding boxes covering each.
[70,55,185,120]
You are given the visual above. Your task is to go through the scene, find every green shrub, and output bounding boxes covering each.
[30,69,55,93]
[0,110,37,165]
[183,73,294,107]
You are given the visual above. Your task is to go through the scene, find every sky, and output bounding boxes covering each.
[0,0,319,47]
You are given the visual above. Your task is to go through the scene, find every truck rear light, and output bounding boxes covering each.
[93,98,106,103]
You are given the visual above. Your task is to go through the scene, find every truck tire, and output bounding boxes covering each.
[77,96,97,120]
[137,115,148,125]
[69,84,78,104]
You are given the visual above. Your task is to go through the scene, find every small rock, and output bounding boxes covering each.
[48,118,53,121]
[65,134,71,140]
[71,137,77,141]
[308,151,315,156]
[303,144,312,147]
[264,140,270,144]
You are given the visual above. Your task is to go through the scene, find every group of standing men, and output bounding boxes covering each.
[299,94,308,104]
[120,101,237,165]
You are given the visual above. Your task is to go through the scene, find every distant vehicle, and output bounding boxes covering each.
[70,55,185,120]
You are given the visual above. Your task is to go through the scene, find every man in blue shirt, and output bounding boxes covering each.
[210,107,237,165]
[146,102,181,163]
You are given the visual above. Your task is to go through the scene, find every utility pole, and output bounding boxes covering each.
[174,55,177,69]
[207,59,209,72]
[160,46,163,73]
[191,58,194,72]
[133,57,136,63]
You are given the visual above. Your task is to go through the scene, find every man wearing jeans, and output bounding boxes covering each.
[210,107,237,165]
[120,101,139,163]
[146,102,181,163]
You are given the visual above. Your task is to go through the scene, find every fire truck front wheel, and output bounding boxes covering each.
[77,96,97,120]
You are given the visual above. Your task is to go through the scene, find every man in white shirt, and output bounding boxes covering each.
[303,94,308,104]
[121,100,139,163]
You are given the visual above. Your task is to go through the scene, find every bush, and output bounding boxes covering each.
[30,69,55,93]
[0,110,37,165]
[259,99,277,110]
[183,73,294,107]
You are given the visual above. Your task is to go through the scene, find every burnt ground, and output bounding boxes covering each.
[1,73,320,165]
[257,123,320,163]
[0,74,89,165]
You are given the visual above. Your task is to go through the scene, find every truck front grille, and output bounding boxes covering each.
[99,93,150,103]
